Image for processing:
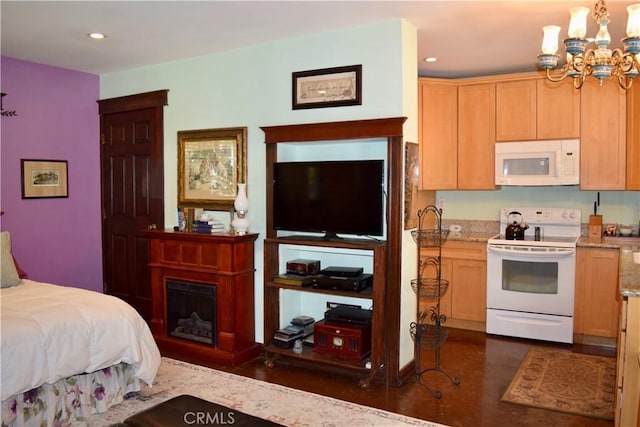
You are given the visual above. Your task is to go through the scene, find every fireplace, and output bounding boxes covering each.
[166,280,217,346]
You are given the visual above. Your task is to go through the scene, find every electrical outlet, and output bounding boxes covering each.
[436,198,446,211]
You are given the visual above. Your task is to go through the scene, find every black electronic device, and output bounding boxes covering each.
[324,306,372,326]
[320,266,363,277]
[311,273,373,292]
[272,160,384,239]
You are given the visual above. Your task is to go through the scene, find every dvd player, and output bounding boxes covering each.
[311,273,372,292]
[325,306,372,325]
[320,266,364,277]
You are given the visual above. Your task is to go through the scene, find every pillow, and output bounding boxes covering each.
[1,231,22,288]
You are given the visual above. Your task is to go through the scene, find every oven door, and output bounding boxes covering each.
[486,244,576,316]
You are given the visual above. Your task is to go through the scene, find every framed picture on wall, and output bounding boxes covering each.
[177,127,247,210]
[292,65,362,109]
[404,143,419,230]
[21,159,69,199]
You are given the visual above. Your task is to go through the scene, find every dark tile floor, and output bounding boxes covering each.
[218,329,615,427]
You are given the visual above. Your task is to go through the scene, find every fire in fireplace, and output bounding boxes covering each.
[166,280,217,346]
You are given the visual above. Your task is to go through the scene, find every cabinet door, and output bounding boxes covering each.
[574,247,621,337]
[580,79,626,190]
[496,80,537,141]
[537,79,580,139]
[418,79,458,190]
[458,83,496,190]
[450,259,486,322]
[627,81,640,190]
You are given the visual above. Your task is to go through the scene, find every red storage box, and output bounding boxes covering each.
[313,320,371,360]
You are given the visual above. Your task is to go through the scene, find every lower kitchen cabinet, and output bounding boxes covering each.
[421,241,486,328]
[574,247,621,340]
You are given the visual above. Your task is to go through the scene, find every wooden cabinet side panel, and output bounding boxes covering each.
[418,80,458,189]
[458,83,496,190]
[537,79,581,139]
[496,80,536,141]
[580,80,626,190]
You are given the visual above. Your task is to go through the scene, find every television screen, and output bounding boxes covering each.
[273,160,384,239]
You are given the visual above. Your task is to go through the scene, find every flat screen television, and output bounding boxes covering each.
[273,160,385,239]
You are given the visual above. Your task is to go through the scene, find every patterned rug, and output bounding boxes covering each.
[74,357,447,427]
[501,349,616,420]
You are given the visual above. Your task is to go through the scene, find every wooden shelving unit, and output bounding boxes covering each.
[260,117,407,387]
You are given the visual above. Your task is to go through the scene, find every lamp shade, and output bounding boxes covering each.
[568,6,589,38]
[542,25,561,54]
[627,4,640,37]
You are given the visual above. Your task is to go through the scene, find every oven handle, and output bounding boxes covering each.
[487,245,575,257]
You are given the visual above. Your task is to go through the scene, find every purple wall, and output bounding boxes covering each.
[1,56,103,292]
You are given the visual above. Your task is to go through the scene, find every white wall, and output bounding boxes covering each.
[100,20,416,356]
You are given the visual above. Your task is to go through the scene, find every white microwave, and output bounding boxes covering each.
[495,139,579,186]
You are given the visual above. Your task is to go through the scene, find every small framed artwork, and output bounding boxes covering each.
[178,127,247,210]
[292,64,362,110]
[21,159,69,199]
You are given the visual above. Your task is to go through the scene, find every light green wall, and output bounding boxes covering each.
[437,188,640,228]
[100,20,416,358]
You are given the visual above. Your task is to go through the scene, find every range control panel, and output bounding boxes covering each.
[499,207,581,226]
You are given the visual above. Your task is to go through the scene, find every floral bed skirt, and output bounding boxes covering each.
[1,362,141,427]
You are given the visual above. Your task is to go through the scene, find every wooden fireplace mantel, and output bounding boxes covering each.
[141,229,260,366]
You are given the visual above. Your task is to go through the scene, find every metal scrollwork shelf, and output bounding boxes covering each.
[409,205,460,399]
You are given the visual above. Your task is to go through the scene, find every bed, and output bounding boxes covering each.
[0,231,161,426]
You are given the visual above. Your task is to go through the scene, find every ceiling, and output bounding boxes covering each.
[0,1,635,78]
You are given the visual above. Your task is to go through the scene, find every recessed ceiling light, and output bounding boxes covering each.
[89,33,106,40]
[424,57,438,63]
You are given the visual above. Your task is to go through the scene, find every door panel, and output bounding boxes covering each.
[99,90,167,321]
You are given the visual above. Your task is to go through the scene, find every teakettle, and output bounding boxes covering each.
[505,211,529,240]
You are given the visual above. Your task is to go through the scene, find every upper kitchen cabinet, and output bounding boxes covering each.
[418,78,458,190]
[458,83,496,190]
[627,81,640,190]
[496,77,580,141]
[580,79,626,190]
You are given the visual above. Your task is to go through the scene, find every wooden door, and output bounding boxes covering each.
[458,83,496,189]
[574,247,620,338]
[98,90,168,321]
[496,80,536,141]
[580,79,626,190]
[418,78,458,189]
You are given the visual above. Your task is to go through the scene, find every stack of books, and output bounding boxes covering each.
[191,219,225,233]
[272,315,315,349]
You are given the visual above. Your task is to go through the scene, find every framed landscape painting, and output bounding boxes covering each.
[21,159,68,199]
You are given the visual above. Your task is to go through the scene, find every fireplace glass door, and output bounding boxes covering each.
[166,279,217,346]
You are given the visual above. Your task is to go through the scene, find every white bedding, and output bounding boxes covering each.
[0,279,161,401]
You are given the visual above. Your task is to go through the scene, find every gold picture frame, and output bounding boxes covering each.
[292,65,362,109]
[21,159,69,199]
[178,127,247,210]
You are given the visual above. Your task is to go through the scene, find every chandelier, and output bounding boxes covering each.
[537,1,640,89]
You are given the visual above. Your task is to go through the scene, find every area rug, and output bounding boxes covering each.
[74,357,446,427]
[501,349,616,420]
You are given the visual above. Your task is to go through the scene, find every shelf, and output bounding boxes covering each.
[266,235,385,250]
[264,343,371,372]
[266,282,374,299]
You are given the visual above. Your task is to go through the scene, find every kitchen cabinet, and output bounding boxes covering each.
[627,81,640,190]
[418,78,458,190]
[574,247,621,339]
[580,79,627,190]
[496,78,580,141]
[421,241,487,328]
[458,83,496,190]
[615,296,640,427]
